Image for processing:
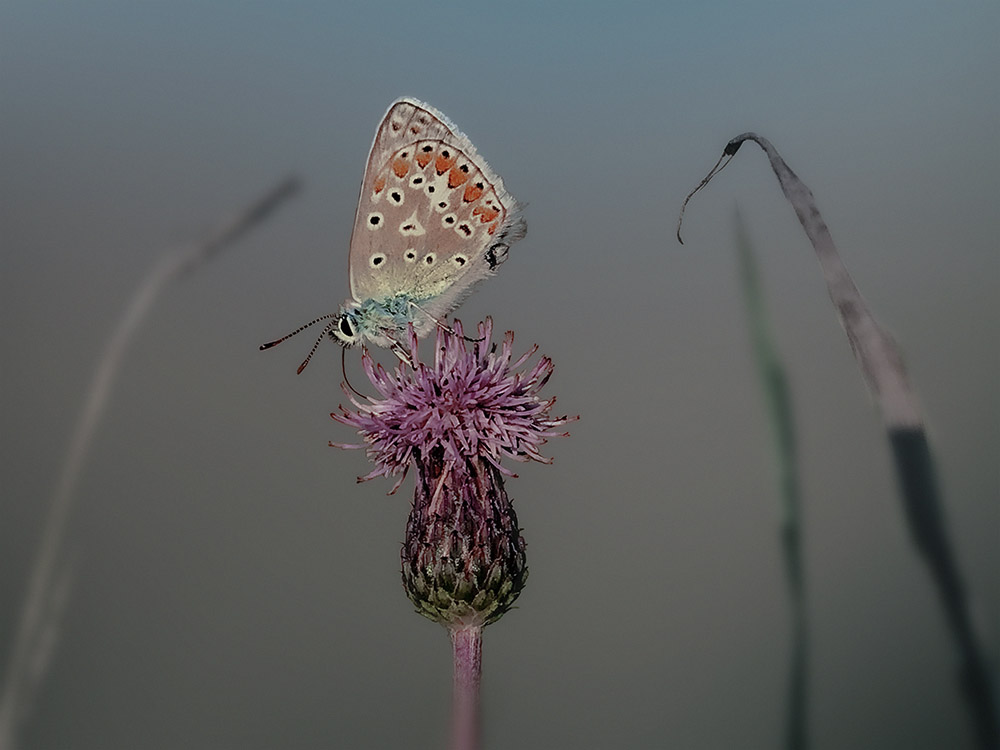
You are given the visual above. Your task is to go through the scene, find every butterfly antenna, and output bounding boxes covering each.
[676,150,734,245]
[260,313,338,350]
[295,321,338,374]
[341,346,368,399]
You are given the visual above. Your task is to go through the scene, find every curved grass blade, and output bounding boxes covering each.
[681,135,997,749]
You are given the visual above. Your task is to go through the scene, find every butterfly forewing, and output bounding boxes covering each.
[348,98,520,311]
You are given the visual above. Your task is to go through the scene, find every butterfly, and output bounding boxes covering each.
[262,97,525,371]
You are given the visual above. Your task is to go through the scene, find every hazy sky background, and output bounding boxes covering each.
[2,2,997,748]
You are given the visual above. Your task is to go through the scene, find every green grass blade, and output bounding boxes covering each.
[734,210,808,750]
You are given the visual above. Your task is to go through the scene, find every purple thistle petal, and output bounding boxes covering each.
[328,440,365,451]
[332,319,573,484]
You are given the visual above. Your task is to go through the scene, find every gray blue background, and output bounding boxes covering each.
[2,1,997,748]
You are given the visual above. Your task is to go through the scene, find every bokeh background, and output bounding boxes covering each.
[2,2,997,748]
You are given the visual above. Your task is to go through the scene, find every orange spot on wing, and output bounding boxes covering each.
[473,205,500,223]
[373,176,386,194]
[392,158,410,178]
[447,166,469,188]
[435,153,456,174]
[488,222,498,235]
[415,150,432,168]
[463,183,484,203]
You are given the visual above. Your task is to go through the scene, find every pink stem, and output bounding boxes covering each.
[450,625,482,750]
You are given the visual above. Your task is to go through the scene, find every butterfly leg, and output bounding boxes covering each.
[408,300,484,343]
[390,342,415,368]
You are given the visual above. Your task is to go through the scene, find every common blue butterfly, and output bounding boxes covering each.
[263,97,525,371]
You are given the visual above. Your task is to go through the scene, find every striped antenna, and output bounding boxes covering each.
[259,313,339,374]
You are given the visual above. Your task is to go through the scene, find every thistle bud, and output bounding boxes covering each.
[332,319,572,628]
[402,448,527,627]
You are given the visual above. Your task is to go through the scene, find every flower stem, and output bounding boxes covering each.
[450,625,482,750]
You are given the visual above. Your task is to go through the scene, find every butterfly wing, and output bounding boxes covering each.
[347,97,523,333]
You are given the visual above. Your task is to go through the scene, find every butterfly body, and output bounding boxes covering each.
[333,294,424,349]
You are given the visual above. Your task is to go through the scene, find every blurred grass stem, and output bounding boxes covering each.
[0,176,301,750]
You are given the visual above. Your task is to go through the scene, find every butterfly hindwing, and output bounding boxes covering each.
[347,98,522,322]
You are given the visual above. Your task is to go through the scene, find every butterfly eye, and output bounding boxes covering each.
[423,252,436,265]
[456,222,473,238]
[366,212,384,230]
[442,213,457,226]
[452,255,468,267]
[404,249,417,263]
[370,254,386,268]
[338,315,355,339]
[388,190,404,205]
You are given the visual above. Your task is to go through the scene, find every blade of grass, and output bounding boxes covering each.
[681,135,998,749]
[0,176,301,750]
[734,210,808,750]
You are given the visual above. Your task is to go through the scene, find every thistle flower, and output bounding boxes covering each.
[332,318,572,628]
[332,319,572,750]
